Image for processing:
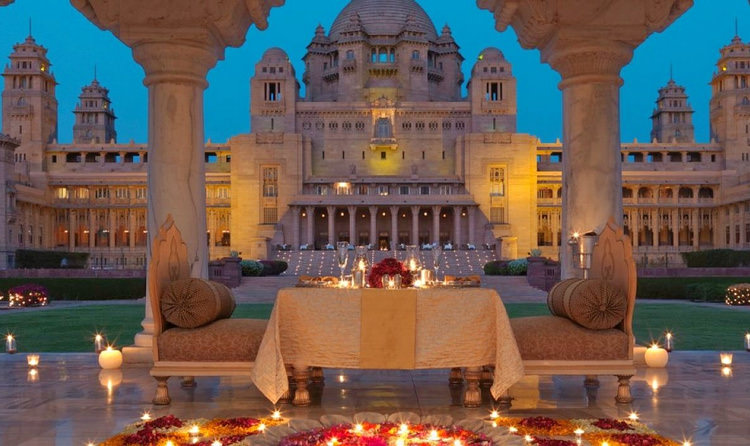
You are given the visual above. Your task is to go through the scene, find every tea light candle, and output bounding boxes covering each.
[664,332,674,352]
[141,411,152,421]
[27,354,39,367]
[628,412,639,422]
[5,334,16,354]
[429,430,440,441]
[574,428,584,445]
[398,424,409,435]
[271,409,282,420]
[720,352,733,366]
[94,333,106,354]
[98,346,123,369]
[644,344,669,368]
[413,279,423,288]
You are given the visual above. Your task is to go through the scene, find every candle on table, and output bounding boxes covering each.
[745,333,750,352]
[98,346,123,369]
[644,344,669,368]
[5,334,16,354]
[27,354,39,367]
[189,425,200,438]
[574,428,584,445]
[141,411,152,421]
[94,333,106,354]
[720,352,733,366]
[664,331,673,352]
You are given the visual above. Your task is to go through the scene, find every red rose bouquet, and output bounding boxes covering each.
[367,258,412,288]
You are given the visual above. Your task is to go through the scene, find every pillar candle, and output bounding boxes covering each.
[644,344,668,368]
[98,346,123,369]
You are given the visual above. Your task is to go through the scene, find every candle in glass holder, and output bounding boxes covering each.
[420,269,433,285]
[5,334,16,354]
[94,333,107,354]
[664,331,674,352]
[353,270,364,288]
[720,352,733,366]
[27,354,39,367]
[745,333,750,352]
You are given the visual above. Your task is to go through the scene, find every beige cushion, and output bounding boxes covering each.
[161,279,236,329]
[547,278,626,330]
[511,316,629,361]
[158,318,267,361]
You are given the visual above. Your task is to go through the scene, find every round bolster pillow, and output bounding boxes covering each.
[547,278,626,330]
[161,278,236,329]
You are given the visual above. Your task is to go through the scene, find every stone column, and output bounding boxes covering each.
[291,206,300,250]
[453,207,462,247]
[692,209,700,248]
[72,0,283,363]
[631,209,639,248]
[129,209,135,249]
[410,205,420,245]
[468,207,476,246]
[478,0,692,279]
[89,209,95,249]
[305,206,314,247]
[369,206,378,247]
[432,206,441,245]
[390,206,399,249]
[672,209,679,248]
[68,210,76,250]
[652,210,659,248]
[348,206,356,245]
[326,205,335,245]
[109,209,116,249]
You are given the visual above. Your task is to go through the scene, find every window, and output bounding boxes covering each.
[399,186,410,195]
[378,186,389,196]
[217,187,230,199]
[486,82,502,101]
[264,82,282,101]
[135,188,147,200]
[51,155,57,163]
[94,188,109,199]
[420,186,430,195]
[490,167,505,196]
[402,122,412,130]
[355,121,365,131]
[205,152,218,163]
[56,188,69,199]
[328,121,338,131]
[411,50,420,60]
[115,188,129,199]
[343,121,352,131]
[490,207,506,224]
[380,151,386,160]
[429,122,438,131]
[315,185,328,195]
[263,207,278,224]
[439,186,452,195]
[322,151,325,160]
[263,167,278,197]
[375,118,393,138]
[357,185,369,195]
[346,50,355,60]
[415,121,425,131]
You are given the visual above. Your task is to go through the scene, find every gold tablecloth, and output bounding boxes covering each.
[250,287,524,403]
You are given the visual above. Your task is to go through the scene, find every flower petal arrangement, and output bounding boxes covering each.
[367,258,412,288]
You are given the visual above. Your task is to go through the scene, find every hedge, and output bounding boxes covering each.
[259,260,288,276]
[0,278,144,301]
[681,249,750,267]
[483,259,527,276]
[240,260,264,277]
[15,249,90,269]
[636,277,750,302]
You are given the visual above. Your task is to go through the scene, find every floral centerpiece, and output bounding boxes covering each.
[6,284,49,307]
[367,258,412,288]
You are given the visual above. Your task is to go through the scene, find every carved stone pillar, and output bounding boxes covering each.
[89,209,95,249]
[129,209,136,249]
[71,0,283,363]
[468,207,476,246]
[326,205,335,245]
[305,206,314,247]
[410,205,420,245]
[68,210,76,250]
[478,0,692,279]
[369,206,378,247]
[348,206,356,245]
[692,209,700,248]
[672,209,679,248]
[453,207,462,247]
[432,205,441,245]
[390,206,399,249]
[291,206,300,250]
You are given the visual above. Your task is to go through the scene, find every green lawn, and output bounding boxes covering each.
[1,302,747,352]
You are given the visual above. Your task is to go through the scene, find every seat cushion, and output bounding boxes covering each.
[161,278,236,329]
[511,316,629,361]
[547,278,626,330]
[158,318,267,362]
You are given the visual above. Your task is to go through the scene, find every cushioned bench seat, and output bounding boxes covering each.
[511,316,629,361]
[158,318,267,362]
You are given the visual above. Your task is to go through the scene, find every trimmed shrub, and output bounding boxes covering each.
[681,249,750,268]
[636,277,750,302]
[0,278,144,301]
[507,258,528,276]
[15,249,89,269]
[483,260,507,275]
[259,260,288,276]
[240,260,263,277]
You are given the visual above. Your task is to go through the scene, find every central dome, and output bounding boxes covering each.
[329,0,438,41]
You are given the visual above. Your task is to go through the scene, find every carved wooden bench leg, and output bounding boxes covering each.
[293,366,311,406]
[584,375,600,389]
[180,376,196,388]
[463,367,482,408]
[615,375,633,404]
[310,366,325,384]
[449,367,463,386]
[480,366,494,389]
[279,365,294,403]
[153,376,171,405]
[495,389,513,409]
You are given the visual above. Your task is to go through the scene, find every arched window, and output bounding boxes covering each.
[371,48,377,63]
[698,187,713,198]
[378,48,388,63]
[411,50,420,60]
[637,187,653,198]
[389,48,396,62]
[678,187,694,198]
[346,50,355,60]
[622,187,633,198]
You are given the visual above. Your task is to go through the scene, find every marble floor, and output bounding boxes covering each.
[0,352,747,445]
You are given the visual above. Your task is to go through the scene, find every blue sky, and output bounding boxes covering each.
[0,0,746,144]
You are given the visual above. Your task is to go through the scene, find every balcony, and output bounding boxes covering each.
[368,62,398,76]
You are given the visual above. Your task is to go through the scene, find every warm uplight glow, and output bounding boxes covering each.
[271,409,282,420]
[396,439,405,446]
[602,442,610,446]
[572,232,580,239]
[165,441,175,446]
[399,423,409,435]
[336,182,350,188]
[453,440,463,446]
[6,334,13,342]
[429,430,440,441]
[574,428,584,436]
[628,412,639,421]
[354,423,363,433]
[524,434,533,443]
[140,411,152,421]
[189,425,200,436]
[490,409,499,419]
[651,379,660,392]
[682,442,692,446]
[508,426,518,434]
[720,352,733,366]
[211,441,222,446]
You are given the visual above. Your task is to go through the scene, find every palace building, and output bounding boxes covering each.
[1,0,749,269]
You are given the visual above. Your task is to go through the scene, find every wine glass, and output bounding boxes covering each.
[432,245,443,282]
[337,242,349,283]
